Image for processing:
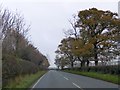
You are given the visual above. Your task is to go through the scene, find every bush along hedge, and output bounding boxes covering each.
[93,65,119,75]
[65,65,120,75]
[2,55,39,87]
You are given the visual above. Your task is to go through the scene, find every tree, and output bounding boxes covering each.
[63,17,94,67]
[55,37,77,68]
[75,8,120,66]
[1,7,50,87]
[54,55,61,69]
[55,8,120,68]
[54,54,69,69]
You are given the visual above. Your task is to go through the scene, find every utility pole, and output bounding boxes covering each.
[118,1,120,18]
[0,16,2,89]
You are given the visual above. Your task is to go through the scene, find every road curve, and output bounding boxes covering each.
[32,70,119,89]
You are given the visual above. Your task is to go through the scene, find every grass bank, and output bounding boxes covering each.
[4,70,47,89]
[64,70,119,85]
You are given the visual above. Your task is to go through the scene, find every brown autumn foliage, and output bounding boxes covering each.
[55,8,120,69]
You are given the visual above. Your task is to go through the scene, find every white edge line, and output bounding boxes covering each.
[31,72,48,89]
[72,83,81,89]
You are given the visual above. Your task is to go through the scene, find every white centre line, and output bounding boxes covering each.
[64,77,69,80]
[72,82,83,90]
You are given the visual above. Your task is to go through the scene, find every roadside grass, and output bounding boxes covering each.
[64,70,120,85]
[4,70,47,89]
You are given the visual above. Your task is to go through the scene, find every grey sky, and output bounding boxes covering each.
[0,0,119,68]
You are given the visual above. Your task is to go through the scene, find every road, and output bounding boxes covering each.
[32,70,119,89]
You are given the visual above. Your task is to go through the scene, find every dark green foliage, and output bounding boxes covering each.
[2,55,39,87]
[65,65,120,75]
[90,65,120,75]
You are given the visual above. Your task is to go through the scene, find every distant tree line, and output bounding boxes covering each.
[55,8,120,69]
[0,7,49,86]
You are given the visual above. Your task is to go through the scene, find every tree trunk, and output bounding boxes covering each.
[94,43,98,66]
[57,66,60,69]
[61,66,64,70]
[77,57,82,68]
[95,61,98,66]
[86,60,89,66]
[95,53,98,66]
[81,60,85,67]
[78,57,81,61]
[71,62,74,69]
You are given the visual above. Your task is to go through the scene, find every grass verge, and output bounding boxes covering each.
[64,70,120,85]
[4,70,47,89]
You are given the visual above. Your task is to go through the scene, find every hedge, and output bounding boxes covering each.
[65,65,120,75]
[2,55,39,87]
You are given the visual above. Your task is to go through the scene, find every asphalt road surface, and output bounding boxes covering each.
[32,70,119,89]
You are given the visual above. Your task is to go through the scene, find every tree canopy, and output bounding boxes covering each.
[55,8,120,69]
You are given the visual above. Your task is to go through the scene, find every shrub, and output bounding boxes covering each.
[65,65,120,75]
[2,54,39,87]
[80,65,120,75]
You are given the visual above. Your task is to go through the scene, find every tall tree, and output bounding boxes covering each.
[75,8,120,66]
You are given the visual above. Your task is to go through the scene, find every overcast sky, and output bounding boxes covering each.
[0,0,119,68]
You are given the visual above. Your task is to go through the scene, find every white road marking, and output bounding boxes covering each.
[64,77,69,80]
[55,71,83,89]
[31,72,47,89]
[56,71,68,80]
[72,82,82,89]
